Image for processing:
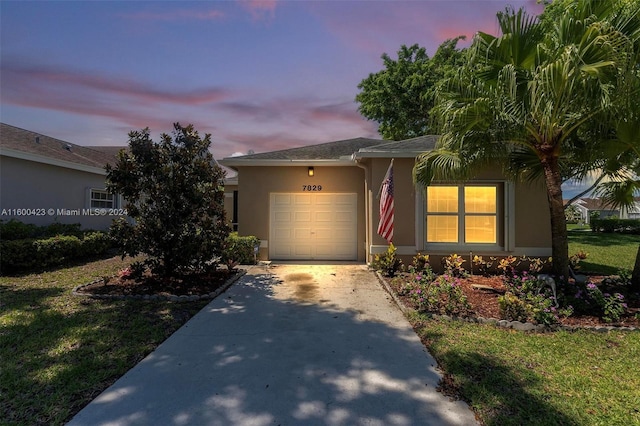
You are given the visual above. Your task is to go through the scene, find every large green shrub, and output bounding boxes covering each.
[107,123,229,277]
[222,233,260,265]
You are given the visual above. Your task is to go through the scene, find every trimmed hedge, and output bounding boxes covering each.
[222,232,260,265]
[0,219,84,240]
[590,218,640,234]
[0,231,113,274]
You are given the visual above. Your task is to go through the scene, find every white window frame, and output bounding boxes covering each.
[88,188,118,209]
[415,181,514,253]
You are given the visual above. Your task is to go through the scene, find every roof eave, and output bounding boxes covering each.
[1,147,107,175]
[352,151,424,159]
[219,158,356,168]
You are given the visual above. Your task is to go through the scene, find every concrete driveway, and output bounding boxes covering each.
[68,263,477,426]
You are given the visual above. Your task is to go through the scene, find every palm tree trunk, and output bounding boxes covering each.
[540,153,570,281]
[632,244,640,291]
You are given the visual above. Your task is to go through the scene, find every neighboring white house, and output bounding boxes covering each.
[567,197,640,224]
[1,123,239,232]
[0,123,126,230]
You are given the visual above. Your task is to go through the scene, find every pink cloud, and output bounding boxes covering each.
[120,8,225,22]
[308,1,545,59]
[1,60,378,158]
[236,0,278,20]
[2,62,231,107]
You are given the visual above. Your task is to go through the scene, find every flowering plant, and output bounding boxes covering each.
[500,272,573,325]
[442,253,468,278]
[409,273,470,315]
[585,282,627,323]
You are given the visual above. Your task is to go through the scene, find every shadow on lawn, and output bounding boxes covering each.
[419,328,579,426]
[0,251,119,277]
[1,294,207,425]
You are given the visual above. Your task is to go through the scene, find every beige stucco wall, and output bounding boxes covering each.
[235,165,367,261]
[369,158,417,248]
[223,183,238,230]
[366,159,552,262]
[0,156,119,230]
[232,159,552,264]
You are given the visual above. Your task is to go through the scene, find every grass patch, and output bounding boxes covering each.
[410,313,640,426]
[568,230,639,275]
[0,256,209,425]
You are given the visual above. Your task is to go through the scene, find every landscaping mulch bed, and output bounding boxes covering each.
[386,274,640,328]
[76,268,238,297]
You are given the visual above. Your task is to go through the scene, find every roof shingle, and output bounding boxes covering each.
[1,123,118,169]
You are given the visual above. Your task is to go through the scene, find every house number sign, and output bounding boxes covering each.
[302,185,323,191]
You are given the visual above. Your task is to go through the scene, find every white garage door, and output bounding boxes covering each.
[270,193,357,260]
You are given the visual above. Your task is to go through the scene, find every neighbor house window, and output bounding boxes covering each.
[90,189,115,209]
[426,185,497,244]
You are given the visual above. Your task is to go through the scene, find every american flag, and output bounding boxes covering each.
[377,160,394,243]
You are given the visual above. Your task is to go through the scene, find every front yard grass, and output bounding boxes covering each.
[568,230,639,275]
[406,231,640,425]
[411,313,640,426]
[0,256,209,425]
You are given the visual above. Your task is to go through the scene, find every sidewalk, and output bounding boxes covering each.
[68,263,477,426]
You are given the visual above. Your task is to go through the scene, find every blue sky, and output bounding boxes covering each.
[1,0,544,159]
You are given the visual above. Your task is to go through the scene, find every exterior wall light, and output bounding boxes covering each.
[308,166,314,177]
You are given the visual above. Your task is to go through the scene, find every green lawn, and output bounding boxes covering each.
[568,230,639,275]
[0,256,208,425]
[2,232,639,425]
[411,314,640,426]
[406,231,640,425]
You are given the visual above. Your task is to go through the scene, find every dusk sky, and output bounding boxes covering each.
[1,0,545,160]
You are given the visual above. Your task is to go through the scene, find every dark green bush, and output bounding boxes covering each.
[0,239,39,271]
[0,219,40,240]
[222,233,260,265]
[0,219,84,240]
[80,232,113,256]
[0,232,112,274]
[34,235,82,267]
[43,223,83,238]
[591,218,640,234]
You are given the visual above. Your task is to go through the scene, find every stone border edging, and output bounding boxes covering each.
[72,269,247,302]
[373,271,638,333]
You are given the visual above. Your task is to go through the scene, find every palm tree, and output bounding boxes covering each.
[414,1,640,279]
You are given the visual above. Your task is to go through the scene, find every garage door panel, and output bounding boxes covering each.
[273,194,291,205]
[293,194,312,205]
[294,228,312,238]
[270,193,357,260]
[315,211,332,222]
[334,211,353,222]
[273,228,292,239]
[294,211,312,222]
[274,211,291,222]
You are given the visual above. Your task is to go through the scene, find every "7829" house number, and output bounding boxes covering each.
[302,185,323,191]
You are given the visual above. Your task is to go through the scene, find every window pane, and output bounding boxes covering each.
[427,216,458,242]
[465,216,496,243]
[427,186,458,213]
[464,187,496,213]
[91,190,114,208]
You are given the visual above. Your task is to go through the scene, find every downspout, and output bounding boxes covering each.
[354,158,370,264]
